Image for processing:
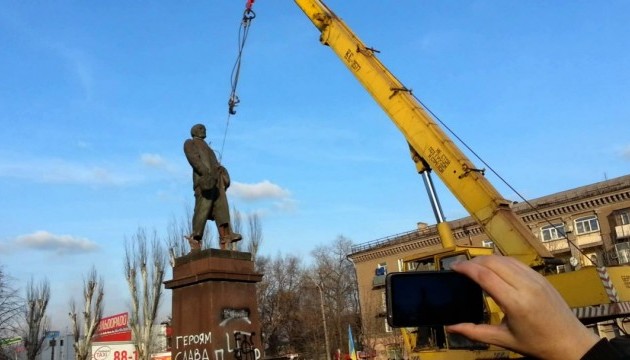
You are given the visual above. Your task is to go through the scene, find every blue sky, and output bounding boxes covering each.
[1,1,629,328]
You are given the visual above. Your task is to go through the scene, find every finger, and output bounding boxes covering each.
[456,255,545,297]
[446,323,515,350]
[450,259,516,309]
[477,256,555,298]
[470,255,535,289]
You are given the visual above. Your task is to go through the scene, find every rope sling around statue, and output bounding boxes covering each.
[219,0,256,162]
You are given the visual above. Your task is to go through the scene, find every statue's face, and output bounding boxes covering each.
[191,124,206,139]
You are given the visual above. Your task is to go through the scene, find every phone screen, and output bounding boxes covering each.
[386,271,484,327]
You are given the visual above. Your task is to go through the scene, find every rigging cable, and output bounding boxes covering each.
[219,0,256,161]
[413,94,595,265]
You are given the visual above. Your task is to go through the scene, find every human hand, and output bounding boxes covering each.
[446,255,599,360]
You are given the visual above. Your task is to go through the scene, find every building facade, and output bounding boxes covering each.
[348,174,630,359]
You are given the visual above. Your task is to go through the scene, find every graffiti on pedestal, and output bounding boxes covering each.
[173,307,260,360]
[173,331,261,360]
[233,331,256,360]
[174,332,212,360]
[220,308,251,326]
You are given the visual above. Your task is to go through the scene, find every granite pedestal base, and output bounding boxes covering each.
[164,249,263,360]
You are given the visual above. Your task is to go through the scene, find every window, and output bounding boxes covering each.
[481,240,494,248]
[375,262,387,276]
[541,224,566,242]
[618,212,630,226]
[575,216,599,235]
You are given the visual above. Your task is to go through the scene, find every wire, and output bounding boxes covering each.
[220,4,256,162]
[412,93,594,265]
[228,8,255,116]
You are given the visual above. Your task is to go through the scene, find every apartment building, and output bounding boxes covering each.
[348,174,630,359]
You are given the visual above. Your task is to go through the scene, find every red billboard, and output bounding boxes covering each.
[93,313,131,342]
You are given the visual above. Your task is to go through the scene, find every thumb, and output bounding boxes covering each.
[446,323,514,349]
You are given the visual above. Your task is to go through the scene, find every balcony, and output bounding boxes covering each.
[615,224,630,240]
[542,239,569,252]
[372,275,386,288]
[575,232,603,247]
[616,242,630,264]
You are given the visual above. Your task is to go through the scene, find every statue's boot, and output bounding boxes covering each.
[185,234,202,252]
[218,224,242,250]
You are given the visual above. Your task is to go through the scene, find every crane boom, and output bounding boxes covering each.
[294,0,553,267]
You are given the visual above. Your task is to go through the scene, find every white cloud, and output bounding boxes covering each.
[139,154,181,177]
[229,180,292,201]
[273,198,298,212]
[43,164,123,185]
[0,152,184,187]
[4,230,99,255]
[0,156,136,186]
[141,153,166,167]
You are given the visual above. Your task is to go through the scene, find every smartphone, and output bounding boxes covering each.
[386,271,484,327]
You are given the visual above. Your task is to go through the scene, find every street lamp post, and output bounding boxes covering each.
[49,339,57,360]
[315,283,331,360]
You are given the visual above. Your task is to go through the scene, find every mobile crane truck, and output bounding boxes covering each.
[292,0,630,358]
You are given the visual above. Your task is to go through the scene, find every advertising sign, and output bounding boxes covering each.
[92,343,137,360]
[96,313,129,334]
[93,331,132,343]
[94,313,132,342]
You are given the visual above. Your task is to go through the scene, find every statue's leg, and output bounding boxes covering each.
[216,223,243,250]
[189,191,212,251]
[214,187,242,250]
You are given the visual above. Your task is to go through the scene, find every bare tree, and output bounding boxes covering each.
[124,228,167,360]
[23,278,50,360]
[231,206,244,251]
[166,207,216,261]
[0,266,23,360]
[0,266,22,337]
[166,213,191,265]
[247,213,263,259]
[255,236,359,359]
[357,292,382,356]
[69,267,104,360]
[257,254,304,357]
[359,290,404,359]
[311,236,360,355]
[295,283,326,359]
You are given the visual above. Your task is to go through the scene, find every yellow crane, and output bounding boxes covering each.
[293,0,630,358]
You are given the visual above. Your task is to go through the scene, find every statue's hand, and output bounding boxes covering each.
[199,173,218,191]
[219,166,231,189]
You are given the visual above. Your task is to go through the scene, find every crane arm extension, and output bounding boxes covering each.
[294,0,554,267]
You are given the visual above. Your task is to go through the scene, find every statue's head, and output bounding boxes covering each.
[191,124,206,139]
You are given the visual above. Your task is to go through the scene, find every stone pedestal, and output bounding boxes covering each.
[164,249,263,360]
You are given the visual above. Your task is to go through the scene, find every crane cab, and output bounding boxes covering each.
[401,246,494,271]
[397,247,514,358]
